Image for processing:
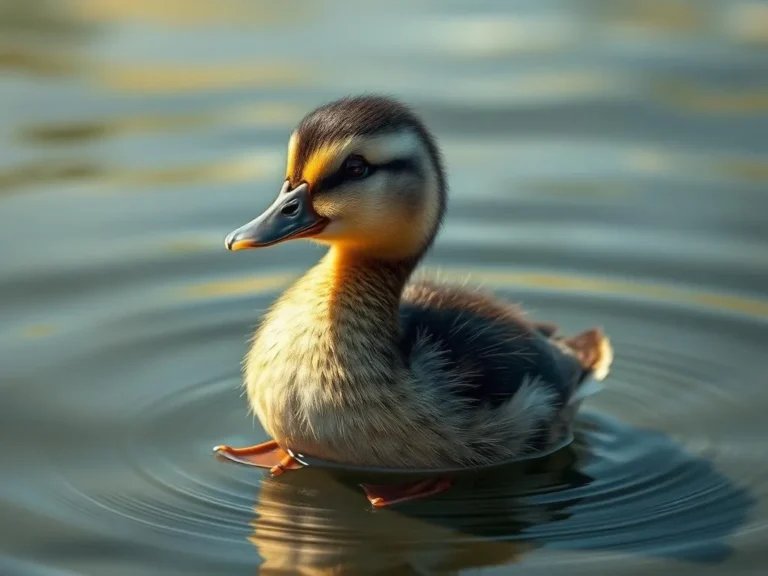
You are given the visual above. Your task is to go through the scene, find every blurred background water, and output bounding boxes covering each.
[1,1,767,574]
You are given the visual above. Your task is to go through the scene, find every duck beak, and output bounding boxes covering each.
[225,182,328,251]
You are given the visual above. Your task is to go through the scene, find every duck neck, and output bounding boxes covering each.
[279,246,419,360]
[262,245,425,387]
[318,246,417,320]
[253,247,421,399]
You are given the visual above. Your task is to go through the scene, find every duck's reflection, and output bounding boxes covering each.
[248,444,589,575]
[245,413,756,575]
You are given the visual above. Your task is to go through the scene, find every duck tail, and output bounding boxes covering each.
[550,327,613,410]
[563,327,614,382]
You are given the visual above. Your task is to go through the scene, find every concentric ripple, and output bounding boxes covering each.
[2,272,761,575]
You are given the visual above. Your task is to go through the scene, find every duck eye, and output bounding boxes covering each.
[342,155,369,179]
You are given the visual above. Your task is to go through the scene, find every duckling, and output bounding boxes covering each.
[215,95,613,507]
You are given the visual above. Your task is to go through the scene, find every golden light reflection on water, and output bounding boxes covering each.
[0,45,81,76]
[93,62,313,94]
[601,0,706,35]
[716,159,768,183]
[624,147,768,183]
[68,0,314,28]
[113,153,282,189]
[624,149,673,176]
[17,102,305,146]
[0,151,282,194]
[654,82,768,115]
[181,269,768,319]
[0,161,102,195]
[17,324,57,339]
[17,114,216,145]
[183,273,296,299]
[725,2,768,45]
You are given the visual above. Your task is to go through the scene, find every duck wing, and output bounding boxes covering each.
[399,282,612,409]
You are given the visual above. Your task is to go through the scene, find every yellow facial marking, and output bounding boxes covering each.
[285,132,299,180]
[322,209,428,260]
[302,142,346,186]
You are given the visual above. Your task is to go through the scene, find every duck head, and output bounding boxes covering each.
[225,95,447,261]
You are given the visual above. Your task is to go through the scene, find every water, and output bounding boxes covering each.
[1,0,767,574]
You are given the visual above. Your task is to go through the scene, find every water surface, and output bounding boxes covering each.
[1,1,767,574]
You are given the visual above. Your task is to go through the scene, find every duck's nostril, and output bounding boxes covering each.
[281,199,300,217]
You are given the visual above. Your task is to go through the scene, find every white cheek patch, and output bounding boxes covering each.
[354,129,439,219]
[360,133,441,244]
[356,131,425,165]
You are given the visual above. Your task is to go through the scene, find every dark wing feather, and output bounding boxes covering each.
[399,282,586,408]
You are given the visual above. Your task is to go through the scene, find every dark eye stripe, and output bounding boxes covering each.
[380,158,419,173]
[316,158,419,193]
[317,170,357,191]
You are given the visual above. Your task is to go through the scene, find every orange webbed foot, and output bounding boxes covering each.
[213,440,303,474]
[361,477,453,508]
